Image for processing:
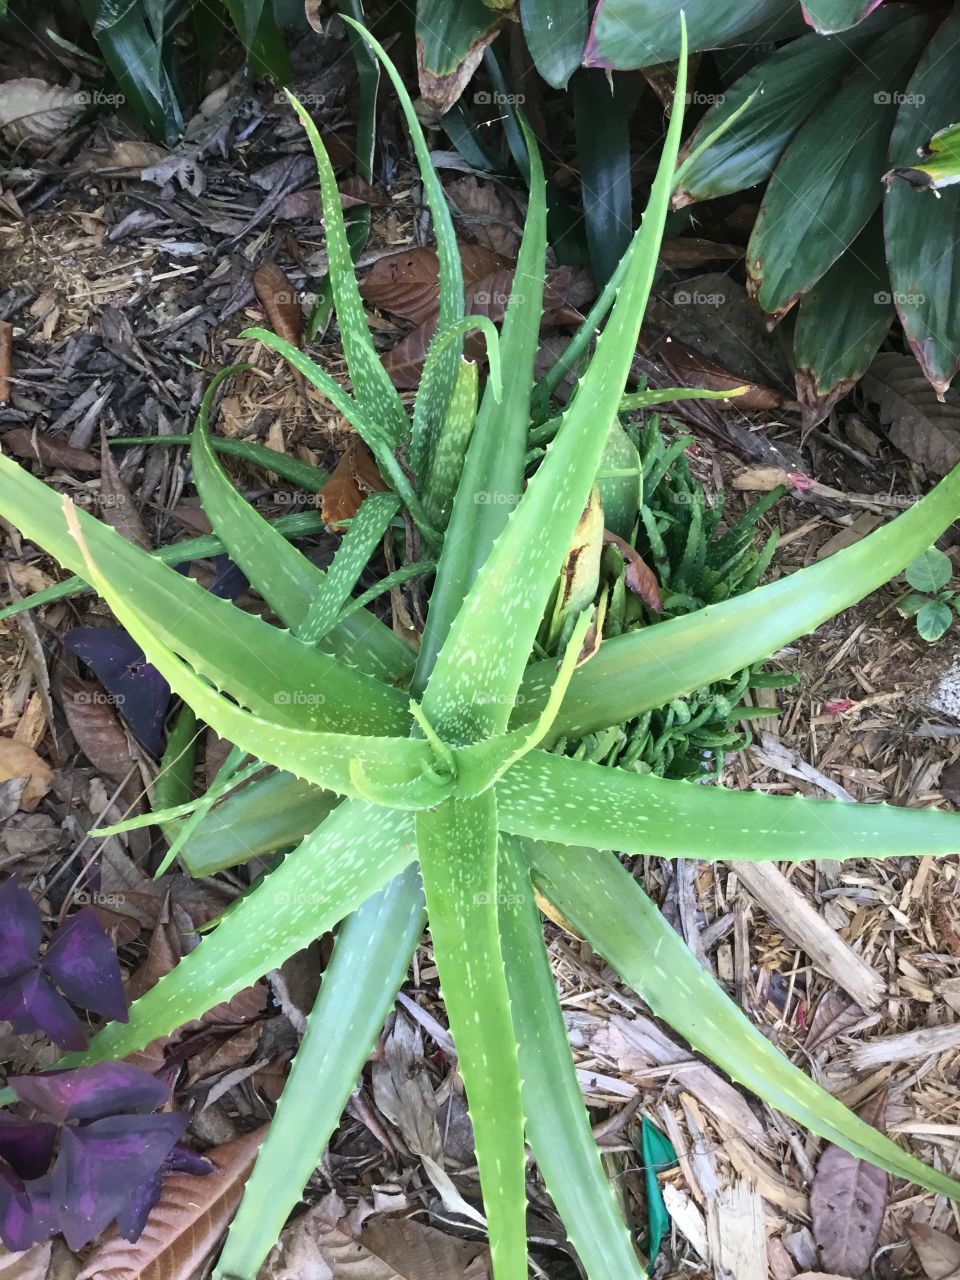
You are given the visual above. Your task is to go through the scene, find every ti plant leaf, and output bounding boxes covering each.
[802,0,884,34]
[884,8,960,396]
[519,0,588,89]
[528,840,960,1201]
[584,0,795,69]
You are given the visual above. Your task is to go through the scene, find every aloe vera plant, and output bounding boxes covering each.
[5,18,960,1277]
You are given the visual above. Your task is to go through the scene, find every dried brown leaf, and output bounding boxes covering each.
[0,1240,52,1279]
[907,1221,960,1280]
[253,263,302,349]
[99,429,151,551]
[0,320,11,404]
[360,245,508,326]
[603,531,662,613]
[863,351,960,476]
[75,1126,265,1280]
[811,1091,889,1279]
[651,338,783,411]
[263,1193,490,1279]
[318,438,387,527]
[0,737,53,811]
[446,176,520,258]
[417,21,505,115]
[0,79,78,149]
[3,428,99,473]
[59,674,136,789]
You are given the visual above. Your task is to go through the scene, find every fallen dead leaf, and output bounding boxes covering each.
[253,262,302,349]
[908,1221,960,1280]
[59,673,136,791]
[99,429,151,551]
[318,438,387,527]
[360,244,508,326]
[0,1240,52,1279]
[2,428,99,473]
[0,319,11,403]
[76,1126,265,1280]
[446,176,520,258]
[0,736,53,811]
[863,352,960,476]
[811,1091,888,1278]
[603,531,662,612]
[0,78,78,149]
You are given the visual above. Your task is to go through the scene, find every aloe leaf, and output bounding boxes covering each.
[297,492,401,643]
[747,16,931,319]
[671,11,904,207]
[884,9,960,396]
[519,458,960,741]
[416,794,527,1279]
[152,703,197,818]
[283,93,409,447]
[422,357,479,530]
[180,773,338,877]
[412,314,501,485]
[62,500,452,805]
[496,750,960,861]
[422,42,687,741]
[344,17,467,470]
[73,801,416,1067]
[414,113,548,685]
[191,366,328,632]
[528,839,960,1200]
[619,385,746,412]
[108,433,329,489]
[242,328,437,544]
[498,836,647,1280]
[214,863,425,1280]
[598,421,642,542]
[0,454,408,733]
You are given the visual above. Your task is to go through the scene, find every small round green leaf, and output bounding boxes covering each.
[898,591,930,618]
[916,599,953,642]
[906,547,952,593]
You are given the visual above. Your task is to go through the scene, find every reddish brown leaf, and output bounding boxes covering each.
[0,319,12,404]
[59,674,137,790]
[811,1090,889,1279]
[0,737,53,812]
[99,428,151,551]
[3,427,99,473]
[75,1126,266,1280]
[602,532,662,613]
[907,1221,960,1280]
[318,438,387,527]
[360,244,509,326]
[253,262,302,349]
[642,335,784,412]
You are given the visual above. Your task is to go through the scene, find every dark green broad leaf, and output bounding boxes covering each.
[802,0,884,34]
[793,212,893,427]
[906,547,952,594]
[884,10,960,396]
[584,0,794,69]
[520,0,588,88]
[888,120,960,191]
[747,14,931,319]
[673,5,909,207]
[572,67,633,287]
[916,599,953,641]
[416,0,504,77]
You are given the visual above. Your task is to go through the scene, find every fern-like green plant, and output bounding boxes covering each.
[3,19,960,1279]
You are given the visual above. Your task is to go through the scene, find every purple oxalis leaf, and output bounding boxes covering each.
[0,1116,57,1181]
[63,627,170,756]
[42,909,128,1024]
[50,1113,187,1249]
[0,879,41,981]
[0,971,87,1051]
[0,1165,47,1252]
[10,1063,172,1124]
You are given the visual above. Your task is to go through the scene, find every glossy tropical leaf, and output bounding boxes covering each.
[498,836,647,1280]
[672,9,905,207]
[0,453,408,734]
[416,0,504,78]
[584,0,794,69]
[803,0,884,34]
[888,119,960,191]
[417,794,526,1280]
[214,864,424,1280]
[496,749,960,861]
[747,15,931,318]
[884,10,960,396]
[519,0,588,89]
[793,213,893,426]
[573,67,633,287]
[528,839,960,1200]
[522,455,960,740]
